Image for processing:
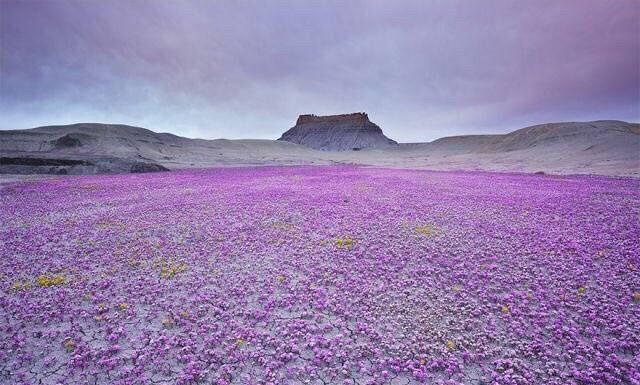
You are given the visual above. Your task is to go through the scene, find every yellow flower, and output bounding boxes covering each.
[633,292,640,303]
[235,338,246,348]
[446,340,455,350]
[36,273,65,287]
[500,305,509,314]
[577,287,586,295]
[333,237,354,249]
[118,303,128,311]
[276,274,286,283]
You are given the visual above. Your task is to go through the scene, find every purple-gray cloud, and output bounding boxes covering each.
[1,0,639,141]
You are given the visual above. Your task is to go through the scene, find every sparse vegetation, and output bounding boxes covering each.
[160,261,188,278]
[414,224,437,236]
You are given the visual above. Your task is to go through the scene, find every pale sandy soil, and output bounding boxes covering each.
[1,120,638,177]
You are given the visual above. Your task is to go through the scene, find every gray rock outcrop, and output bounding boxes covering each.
[278,113,398,151]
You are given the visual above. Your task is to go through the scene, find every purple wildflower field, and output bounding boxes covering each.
[1,166,639,385]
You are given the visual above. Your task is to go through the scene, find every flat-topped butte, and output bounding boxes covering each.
[296,112,371,125]
[279,112,398,151]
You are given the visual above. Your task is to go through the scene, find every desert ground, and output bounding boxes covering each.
[1,166,639,385]
[1,120,638,177]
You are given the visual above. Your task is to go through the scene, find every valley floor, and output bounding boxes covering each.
[1,166,639,385]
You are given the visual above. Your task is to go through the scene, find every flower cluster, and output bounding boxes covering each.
[1,166,638,385]
[36,273,66,288]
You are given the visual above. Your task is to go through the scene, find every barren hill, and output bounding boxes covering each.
[0,120,638,176]
[278,113,397,151]
[385,120,639,175]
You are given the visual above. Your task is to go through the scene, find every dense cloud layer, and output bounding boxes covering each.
[1,0,638,141]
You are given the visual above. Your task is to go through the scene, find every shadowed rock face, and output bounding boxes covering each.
[52,133,83,148]
[130,162,170,173]
[278,112,398,151]
[0,156,169,175]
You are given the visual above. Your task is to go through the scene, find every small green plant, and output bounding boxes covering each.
[127,258,141,269]
[11,280,31,291]
[160,262,188,278]
[415,224,437,236]
[63,338,75,353]
[446,339,455,350]
[162,318,174,329]
[270,220,294,231]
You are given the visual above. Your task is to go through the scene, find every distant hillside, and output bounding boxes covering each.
[0,123,326,174]
[389,120,639,175]
[0,120,638,176]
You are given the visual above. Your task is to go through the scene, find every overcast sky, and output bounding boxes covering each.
[1,0,638,142]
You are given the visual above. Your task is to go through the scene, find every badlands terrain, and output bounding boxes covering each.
[0,114,638,177]
[1,115,639,385]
